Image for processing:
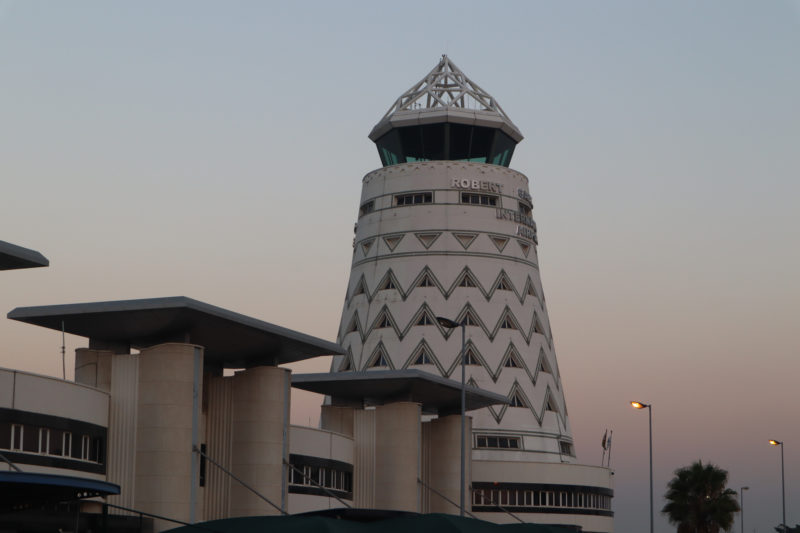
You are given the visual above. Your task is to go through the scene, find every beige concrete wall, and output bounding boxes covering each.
[0,367,109,427]
[289,425,353,463]
[134,343,203,532]
[106,354,140,515]
[352,408,376,508]
[374,402,421,512]
[229,366,290,517]
[74,348,113,392]
[287,425,354,514]
[426,414,471,515]
[203,374,233,521]
[319,405,354,437]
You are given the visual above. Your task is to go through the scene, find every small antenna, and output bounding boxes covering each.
[61,321,66,380]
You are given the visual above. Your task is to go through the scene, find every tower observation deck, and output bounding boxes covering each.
[328,56,613,531]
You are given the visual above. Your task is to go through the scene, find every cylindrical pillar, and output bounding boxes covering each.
[427,414,472,514]
[134,343,203,532]
[374,402,421,512]
[229,366,291,517]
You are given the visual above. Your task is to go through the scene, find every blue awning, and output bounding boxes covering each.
[0,471,119,511]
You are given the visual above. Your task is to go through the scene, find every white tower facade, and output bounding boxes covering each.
[331,57,613,531]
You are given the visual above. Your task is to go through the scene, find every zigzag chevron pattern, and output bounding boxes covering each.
[466,377,567,428]
[346,265,541,308]
[341,301,549,346]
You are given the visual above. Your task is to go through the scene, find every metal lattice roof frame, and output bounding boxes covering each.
[369,55,523,142]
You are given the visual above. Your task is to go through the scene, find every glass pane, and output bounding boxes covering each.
[470,127,494,161]
[49,429,64,455]
[421,124,445,161]
[0,422,11,450]
[449,124,472,160]
[376,130,403,166]
[23,426,38,452]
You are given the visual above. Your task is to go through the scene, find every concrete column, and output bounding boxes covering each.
[203,374,233,521]
[134,343,203,532]
[427,414,472,514]
[74,348,113,391]
[374,402,421,512]
[320,405,355,437]
[229,366,290,517]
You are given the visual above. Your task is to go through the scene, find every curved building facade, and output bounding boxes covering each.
[330,56,612,532]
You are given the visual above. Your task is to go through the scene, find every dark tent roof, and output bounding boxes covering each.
[165,511,578,533]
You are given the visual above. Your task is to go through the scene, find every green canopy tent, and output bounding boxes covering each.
[166,511,579,533]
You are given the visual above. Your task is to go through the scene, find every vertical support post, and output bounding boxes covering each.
[648,405,653,533]
[780,443,786,532]
[740,487,745,533]
[459,322,466,518]
[190,346,202,524]
[281,371,290,514]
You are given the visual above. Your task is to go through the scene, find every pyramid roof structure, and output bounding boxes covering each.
[369,55,523,143]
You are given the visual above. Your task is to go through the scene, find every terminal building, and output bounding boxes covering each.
[325,55,613,531]
[0,57,612,533]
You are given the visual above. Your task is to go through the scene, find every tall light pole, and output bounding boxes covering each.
[739,486,749,533]
[770,440,786,531]
[438,316,466,517]
[631,401,653,533]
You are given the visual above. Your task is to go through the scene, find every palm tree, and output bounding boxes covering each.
[662,460,740,533]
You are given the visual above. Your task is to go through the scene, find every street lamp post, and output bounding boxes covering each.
[740,486,749,533]
[631,401,653,533]
[770,439,786,532]
[437,316,467,517]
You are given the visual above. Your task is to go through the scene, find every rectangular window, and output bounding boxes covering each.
[519,202,532,216]
[475,435,521,450]
[559,441,574,456]
[11,424,23,451]
[48,429,64,456]
[39,428,49,454]
[81,435,90,461]
[23,426,38,453]
[461,193,498,206]
[395,192,433,206]
[0,422,11,450]
[359,200,375,217]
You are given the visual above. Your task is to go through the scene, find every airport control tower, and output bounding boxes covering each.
[330,56,613,531]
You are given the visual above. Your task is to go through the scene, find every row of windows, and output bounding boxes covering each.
[358,191,531,217]
[476,435,520,449]
[473,488,611,511]
[474,435,574,457]
[288,464,353,493]
[395,192,432,205]
[461,192,498,206]
[0,422,104,464]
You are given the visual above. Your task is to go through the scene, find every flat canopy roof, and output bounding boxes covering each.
[0,240,49,270]
[0,471,119,511]
[291,370,508,415]
[8,296,344,368]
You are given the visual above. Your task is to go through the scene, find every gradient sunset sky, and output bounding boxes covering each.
[1,2,798,532]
